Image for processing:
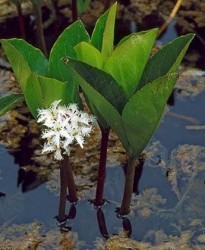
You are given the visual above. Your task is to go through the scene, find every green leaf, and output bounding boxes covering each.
[74,42,103,69]
[117,30,150,46]
[103,29,158,98]
[0,94,24,116]
[139,33,195,89]
[63,57,128,113]
[91,2,117,59]
[48,20,90,82]
[101,2,117,59]
[1,39,48,92]
[122,73,178,158]
[90,5,109,51]
[24,73,74,118]
[63,58,130,151]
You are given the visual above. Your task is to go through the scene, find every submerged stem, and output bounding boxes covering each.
[119,156,136,215]
[63,155,78,203]
[94,127,110,206]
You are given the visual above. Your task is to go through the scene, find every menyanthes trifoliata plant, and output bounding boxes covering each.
[0,2,194,216]
[37,100,96,160]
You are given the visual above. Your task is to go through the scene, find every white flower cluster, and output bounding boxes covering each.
[37,100,96,160]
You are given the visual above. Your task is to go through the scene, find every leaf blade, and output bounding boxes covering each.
[139,33,195,89]
[103,29,158,98]
[74,42,103,69]
[0,94,24,116]
[90,3,116,54]
[63,58,130,151]
[24,73,75,118]
[122,73,178,158]
[1,39,48,92]
[63,57,128,112]
[48,20,90,82]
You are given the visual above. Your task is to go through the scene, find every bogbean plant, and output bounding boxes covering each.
[0,3,193,215]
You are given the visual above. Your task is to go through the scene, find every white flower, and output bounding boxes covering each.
[37,100,96,160]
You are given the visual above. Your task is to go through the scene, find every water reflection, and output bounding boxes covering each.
[17,168,41,192]
[56,203,77,232]
[97,208,109,239]
[96,207,132,240]
[8,133,47,192]
[0,191,6,197]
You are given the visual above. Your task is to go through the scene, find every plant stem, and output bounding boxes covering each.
[71,0,78,22]
[63,155,78,203]
[32,3,48,56]
[58,161,68,222]
[94,127,110,206]
[16,2,26,39]
[119,156,136,215]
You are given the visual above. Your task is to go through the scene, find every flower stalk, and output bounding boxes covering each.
[63,155,78,202]
[58,156,77,222]
[94,127,110,206]
[37,100,95,216]
[119,156,136,215]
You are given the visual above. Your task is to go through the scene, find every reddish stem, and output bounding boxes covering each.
[119,156,136,215]
[16,2,26,39]
[94,127,110,206]
[71,0,78,22]
[63,155,78,203]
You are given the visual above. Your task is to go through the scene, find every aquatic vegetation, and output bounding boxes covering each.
[63,3,194,214]
[0,2,194,217]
